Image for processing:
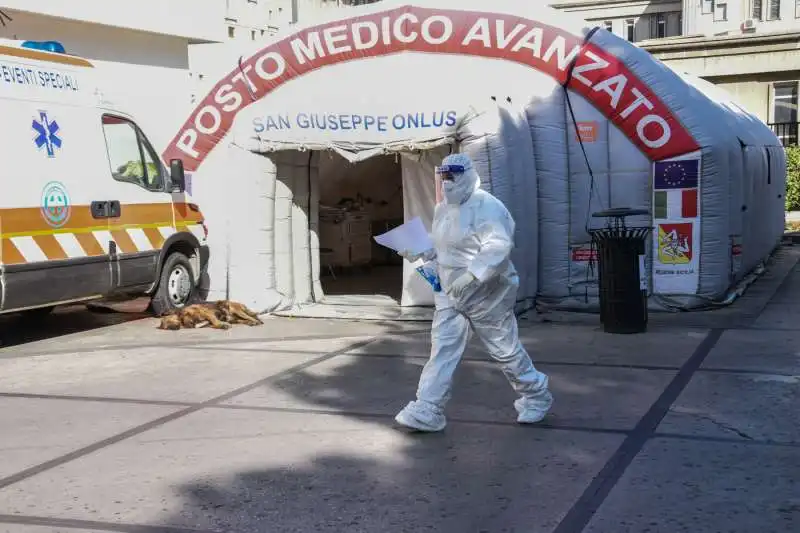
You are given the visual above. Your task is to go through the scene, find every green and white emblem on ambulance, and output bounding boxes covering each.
[40,181,71,228]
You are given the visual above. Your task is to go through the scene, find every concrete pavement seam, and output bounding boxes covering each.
[182,346,687,371]
[695,367,800,378]
[0,335,381,491]
[0,391,196,407]
[551,328,725,533]
[0,391,633,436]
[652,431,800,449]
[7,390,793,448]
[0,389,629,435]
[0,514,215,533]
[0,330,428,359]
[208,403,633,435]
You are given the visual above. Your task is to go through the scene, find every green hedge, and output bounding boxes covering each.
[787,146,800,212]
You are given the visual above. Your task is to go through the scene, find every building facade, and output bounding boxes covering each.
[643,0,800,144]
[191,0,378,102]
[0,0,225,149]
[223,0,289,42]
[551,0,684,42]
[221,0,376,43]
[685,0,800,36]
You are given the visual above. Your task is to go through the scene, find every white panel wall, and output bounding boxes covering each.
[0,0,223,42]
[527,86,570,303]
[461,104,539,307]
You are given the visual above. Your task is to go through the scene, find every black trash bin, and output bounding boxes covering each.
[588,208,651,334]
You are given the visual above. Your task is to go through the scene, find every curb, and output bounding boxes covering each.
[782,233,800,245]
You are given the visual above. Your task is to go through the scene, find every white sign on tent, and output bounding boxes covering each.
[651,151,702,295]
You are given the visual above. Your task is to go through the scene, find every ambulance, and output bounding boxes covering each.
[0,39,209,317]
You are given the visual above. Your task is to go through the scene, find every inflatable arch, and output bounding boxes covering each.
[165,0,785,315]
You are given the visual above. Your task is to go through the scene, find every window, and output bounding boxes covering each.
[101,115,164,192]
[228,26,235,38]
[753,0,763,19]
[772,82,798,145]
[768,0,781,19]
[702,0,714,15]
[603,20,612,32]
[714,2,728,21]
[796,0,800,18]
[649,14,665,38]
[625,19,635,41]
[773,83,798,122]
[251,30,256,40]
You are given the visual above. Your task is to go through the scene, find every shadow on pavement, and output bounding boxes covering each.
[0,299,150,349]
[163,331,618,533]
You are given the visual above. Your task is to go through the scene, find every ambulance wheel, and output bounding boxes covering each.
[150,252,198,316]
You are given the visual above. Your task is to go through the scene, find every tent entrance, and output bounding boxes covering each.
[269,146,449,321]
[318,152,404,306]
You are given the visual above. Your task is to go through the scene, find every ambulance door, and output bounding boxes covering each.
[1,102,113,312]
[99,114,170,290]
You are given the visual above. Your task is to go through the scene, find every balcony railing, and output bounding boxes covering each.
[769,122,799,147]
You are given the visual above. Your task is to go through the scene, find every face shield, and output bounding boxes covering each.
[435,164,466,182]
[435,163,476,205]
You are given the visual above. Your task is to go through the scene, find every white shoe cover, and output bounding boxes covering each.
[394,401,447,432]
[514,391,553,424]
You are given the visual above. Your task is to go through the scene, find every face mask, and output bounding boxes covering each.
[442,172,476,205]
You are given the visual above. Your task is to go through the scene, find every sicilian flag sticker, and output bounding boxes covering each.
[653,158,699,219]
[651,155,702,295]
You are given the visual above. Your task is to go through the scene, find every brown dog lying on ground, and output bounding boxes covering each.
[158,300,264,330]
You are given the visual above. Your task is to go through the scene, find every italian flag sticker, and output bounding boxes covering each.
[654,188,698,219]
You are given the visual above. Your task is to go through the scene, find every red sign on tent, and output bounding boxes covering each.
[163,6,699,171]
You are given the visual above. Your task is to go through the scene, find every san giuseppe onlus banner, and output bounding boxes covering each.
[163,5,699,171]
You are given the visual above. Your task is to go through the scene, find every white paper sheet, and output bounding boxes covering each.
[374,216,434,254]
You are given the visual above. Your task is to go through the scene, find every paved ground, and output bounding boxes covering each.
[0,249,798,533]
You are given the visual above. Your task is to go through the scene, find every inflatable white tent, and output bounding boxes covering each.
[164,0,786,317]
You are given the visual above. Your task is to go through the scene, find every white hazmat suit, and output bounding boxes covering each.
[395,153,553,432]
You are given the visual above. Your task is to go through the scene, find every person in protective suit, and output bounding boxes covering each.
[395,153,553,432]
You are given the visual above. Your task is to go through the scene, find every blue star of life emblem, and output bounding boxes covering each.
[32,111,62,157]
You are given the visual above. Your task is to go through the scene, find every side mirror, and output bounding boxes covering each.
[170,159,186,193]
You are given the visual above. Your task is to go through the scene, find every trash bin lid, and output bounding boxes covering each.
[591,207,650,218]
